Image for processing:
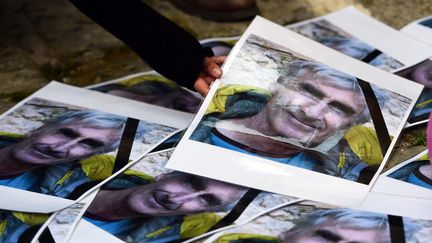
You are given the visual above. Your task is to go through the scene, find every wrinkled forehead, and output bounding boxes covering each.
[296,69,359,90]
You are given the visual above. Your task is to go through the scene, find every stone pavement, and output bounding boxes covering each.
[0,0,430,162]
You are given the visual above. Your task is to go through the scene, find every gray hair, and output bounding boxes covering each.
[280,208,390,242]
[39,110,150,153]
[278,60,374,125]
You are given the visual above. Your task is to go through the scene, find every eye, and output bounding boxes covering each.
[57,128,79,138]
[197,196,208,207]
[186,175,206,191]
[79,139,105,149]
[299,83,325,99]
[328,101,356,118]
[330,104,349,116]
[199,194,222,207]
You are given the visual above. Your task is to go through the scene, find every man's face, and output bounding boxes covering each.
[126,173,244,216]
[10,121,122,165]
[267,72,367,146]
[279,222,388,243]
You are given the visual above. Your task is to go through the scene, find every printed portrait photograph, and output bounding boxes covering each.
[77,149,249,242]
[288,19,404,71]
[210,201,432,243]
[395,59,432,123]
[89,72,203,113]
[0,98,177,201]
[41,149,295,243]
[387,113,432,190]
[190,34,411,184]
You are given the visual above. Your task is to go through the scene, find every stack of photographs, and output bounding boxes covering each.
[205,201,432,243]
[2,6,432,243]
[0,82,192,242]
[167,15,423,207]
[37,149,297,242]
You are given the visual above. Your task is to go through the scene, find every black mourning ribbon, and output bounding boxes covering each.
[208,188,262,231]
[357,78,391,154]
[112,117,140,173]
[388,215,406,243]
[356,78,391,184]
[362,49,382,63]
[359,49,391,154]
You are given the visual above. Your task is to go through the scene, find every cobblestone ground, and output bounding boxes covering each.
[0,0,431,162]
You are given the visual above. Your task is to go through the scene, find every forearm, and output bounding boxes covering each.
[69,0,206,90]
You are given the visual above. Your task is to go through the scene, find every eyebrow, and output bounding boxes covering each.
[188,175,207,191]
[300,83,326,99]
[59,128,106,148]
[186,176,225,206]
[301,83,357,116]
[328,100,357,116]
[314,229,343,242]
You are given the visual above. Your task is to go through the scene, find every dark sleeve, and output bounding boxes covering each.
[69,0,210,90]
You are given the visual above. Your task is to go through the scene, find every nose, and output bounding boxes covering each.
[304,100,328,117]
[169,191,206,204]
[51,137,82,152]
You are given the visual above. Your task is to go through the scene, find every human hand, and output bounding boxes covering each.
[194,56,227,96]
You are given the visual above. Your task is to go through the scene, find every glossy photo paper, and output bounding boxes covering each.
[0,82,192,213]
[363,120,432,220]
[286,7,432,124]
[40,149,296,243]
[167,16,423,207]
[205,201,432,243]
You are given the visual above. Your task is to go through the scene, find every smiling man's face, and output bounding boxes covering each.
[266,72,367,146]
[125,173,245,217]
[9,121,122,165]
